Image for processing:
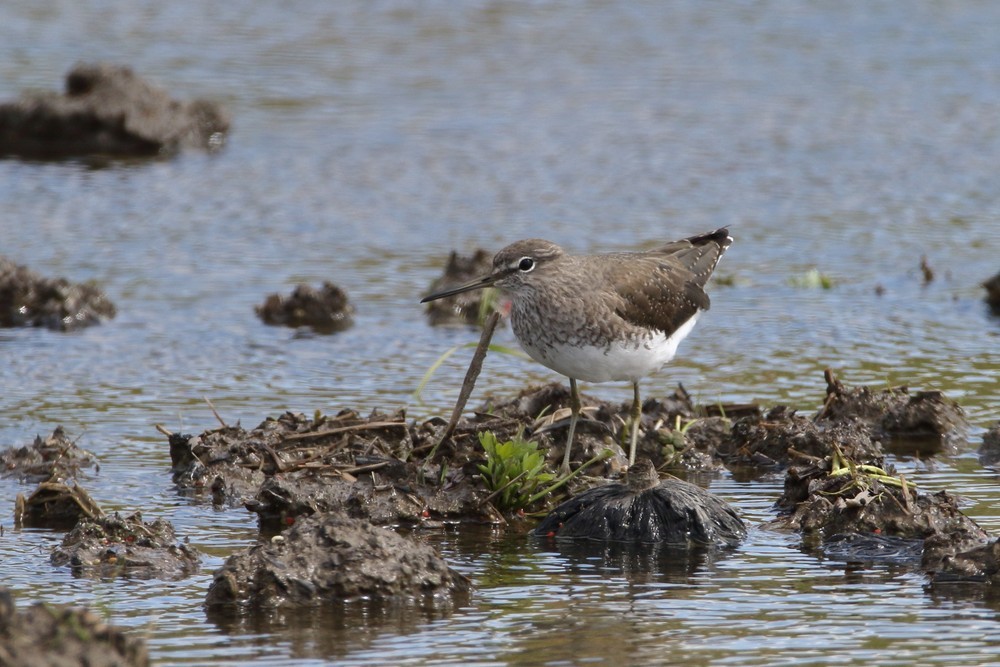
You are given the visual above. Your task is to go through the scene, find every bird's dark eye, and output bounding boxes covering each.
[518,257,535,272]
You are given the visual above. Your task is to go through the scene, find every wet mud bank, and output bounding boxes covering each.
[164,369,990,562]
[4,368,998,646]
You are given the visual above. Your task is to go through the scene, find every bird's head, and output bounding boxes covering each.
[421,239,565,302]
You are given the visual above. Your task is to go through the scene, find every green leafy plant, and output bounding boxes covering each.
[659,414,699,464]
[477,431,555,512]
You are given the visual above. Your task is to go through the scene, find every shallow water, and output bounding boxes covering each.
[1,1,999,665]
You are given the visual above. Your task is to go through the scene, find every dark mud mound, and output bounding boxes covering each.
[51,511,200,580]
[256,282,355,333]
[928,537,1000,585]
[1,426,98,482]
[722,406,881,470]
[533,459,745,547]
[772,455,987,551]
[15,479,103,529]
[0,62,228,159]
[984,271,1000,315]
[0,588,148,667]
[719,370,967,471]
[816,369,967,450]
[206,512,471,609]
[424,249,495,326]
[0,258,116,331]
[166,409,501,526]
[978,422,1000,468]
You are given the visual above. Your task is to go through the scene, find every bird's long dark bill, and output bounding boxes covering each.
[421,274,497,302]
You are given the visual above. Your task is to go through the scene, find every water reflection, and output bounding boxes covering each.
[531,535,741,586]
[205,597,468,663]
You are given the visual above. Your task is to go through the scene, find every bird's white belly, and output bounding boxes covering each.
[519,312,701,383]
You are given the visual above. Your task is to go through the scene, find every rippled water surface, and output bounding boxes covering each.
[1,1,999,665]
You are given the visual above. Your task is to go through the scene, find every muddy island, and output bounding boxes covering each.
[0,63,229,160]
[256,282,355,333]
[0,258,116,331]
[206,512,470,609]
[51,511,201,580]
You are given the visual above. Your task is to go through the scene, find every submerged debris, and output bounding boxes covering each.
[0,258,116,331]
[205,512,471,609]
[0,62,228,159]
[50,512,200,580]
[0,426,98,482]
[0,588,149,667]
[534,459,745,547]
[256,282,355,333]
[423,249,496,326]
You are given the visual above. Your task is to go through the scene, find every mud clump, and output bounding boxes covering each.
[984,271,1000,315]
[423,249,496,326]
[978,421,1000,468]
[0,62,228,159]
[534,459,745,547]
[772,452,988,567]
[205,512,471,609]
[0,587,149,667]
[51,512,200,580]
[816,369,966,449]
[928,537,1000,585]
[15,479,103,529]
[722,406,881,469]
[1,426,99,482]
[256,282,355,333]
[0,259,116,331]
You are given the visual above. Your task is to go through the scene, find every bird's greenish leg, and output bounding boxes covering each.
[561,377,580,474]
[629,382,641,465]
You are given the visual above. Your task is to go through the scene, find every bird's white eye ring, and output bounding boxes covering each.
[518,257,535,272]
